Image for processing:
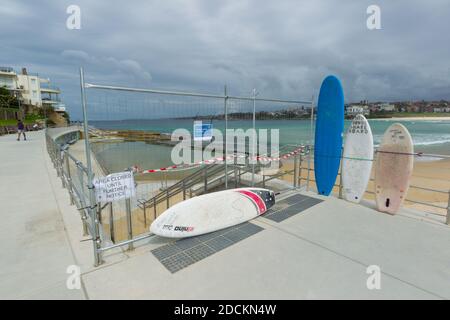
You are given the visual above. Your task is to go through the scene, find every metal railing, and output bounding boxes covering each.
[0,66,14,73]
[46,129,90,236]
[46,125,307,265]
[46,127,450,267]
[43,68,450,267]
[40,84,61,91]
[299,146,450,223]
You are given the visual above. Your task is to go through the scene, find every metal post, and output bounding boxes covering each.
[310,95,315,146]
[298,154,303,188]
[306,145,311,192]
[59,149,65,188]
[252,89,257,187]
[77,164,85,198]
[109,202,115,243]
[338,147,344,199]
[153,197,157,219]
[166,189,170,209]
[446,190,450,225]
[142,203,147,226]
[307,95,315,192]
[234,157,238,188]
[182,180,186,200]
[56,147,61,177]
[125,198,133,250]
[65,155,74,205]
[79,67,101,266]
[224,85,228,189]
[293,154,299,188]
[81,205,89,237]
[204,165,208,193]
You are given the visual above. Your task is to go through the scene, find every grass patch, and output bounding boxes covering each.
[369,112,450,118]
[0,116,44,126]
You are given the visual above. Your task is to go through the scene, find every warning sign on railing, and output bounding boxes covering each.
[93,171,136,203]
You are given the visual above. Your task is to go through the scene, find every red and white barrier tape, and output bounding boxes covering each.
[135,146,305,174]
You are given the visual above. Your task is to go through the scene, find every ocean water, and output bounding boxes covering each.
[91,118,450,172]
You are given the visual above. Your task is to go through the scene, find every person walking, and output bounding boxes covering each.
[17,119,26,141]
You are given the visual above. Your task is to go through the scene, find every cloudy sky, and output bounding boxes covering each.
[1,0,450,119]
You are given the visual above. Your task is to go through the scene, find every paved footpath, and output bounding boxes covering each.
[0,130,86,299]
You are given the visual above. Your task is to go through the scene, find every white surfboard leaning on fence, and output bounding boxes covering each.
[342,114,374,203]
[150,188,275,238]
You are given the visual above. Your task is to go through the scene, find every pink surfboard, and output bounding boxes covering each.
[375,123,414,214]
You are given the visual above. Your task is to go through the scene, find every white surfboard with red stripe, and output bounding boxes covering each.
[150,188,275,238]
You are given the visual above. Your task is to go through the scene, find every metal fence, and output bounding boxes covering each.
[44,67,450,266]
[46,126,450,266]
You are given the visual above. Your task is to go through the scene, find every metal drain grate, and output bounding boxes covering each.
[282,193,311,205]
[264,194,323,223]
[152,222,264,273]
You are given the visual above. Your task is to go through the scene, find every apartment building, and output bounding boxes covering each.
[0,66,64,110]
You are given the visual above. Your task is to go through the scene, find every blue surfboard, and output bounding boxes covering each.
[314,75,344,196]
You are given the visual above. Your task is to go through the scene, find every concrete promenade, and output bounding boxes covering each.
[0,130,86,299]
[1,129,449,299]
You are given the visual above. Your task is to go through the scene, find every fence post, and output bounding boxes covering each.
[307,95,315,192]
[224,85,228,189]
[298,154,303,189]
[153,197,157,219]
[338,147,344,199]
[293,154,299,188]
[109,202,115,243]
[125,198,133,250]
[204,165,208,193]
[166,189,170,209]
[80,67,102,267]
[56,146,61,178]
[251,88,257,187]
[60,148,66,188]
[65,154,74,205]
[143,203,147,226]
[234,157,238,188]
[446,190,450,225]
[306,145,311,192]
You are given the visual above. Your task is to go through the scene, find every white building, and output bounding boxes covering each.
[0,67,18,90]
[434,107,450,113]
[346,105,369,116]
[379,103,395,112]
[0,67,62,109]
[17,70,42,107]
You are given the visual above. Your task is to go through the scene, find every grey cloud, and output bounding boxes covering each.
[61,50,152,81]
[1,0,449,120]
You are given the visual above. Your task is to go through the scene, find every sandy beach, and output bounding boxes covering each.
[280,156,450,217]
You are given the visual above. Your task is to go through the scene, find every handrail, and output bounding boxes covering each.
[138,161,262,213]
[138,164,225,209]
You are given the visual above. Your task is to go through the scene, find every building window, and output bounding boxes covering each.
[32,90,37,98]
